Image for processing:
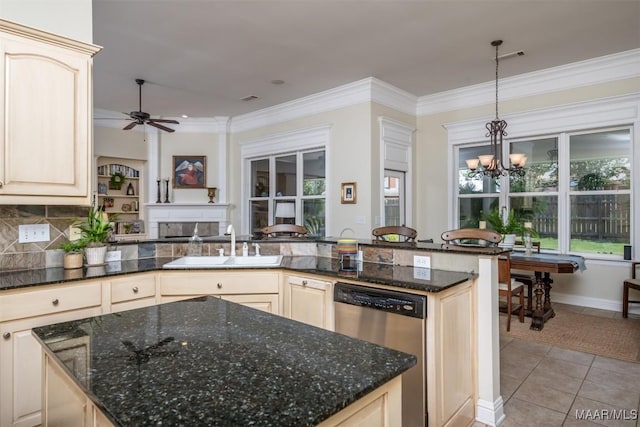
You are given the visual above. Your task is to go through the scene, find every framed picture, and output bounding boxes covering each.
[173,155,206,188]
[341,182,357,204]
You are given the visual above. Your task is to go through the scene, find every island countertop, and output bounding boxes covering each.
[33,296,416,426]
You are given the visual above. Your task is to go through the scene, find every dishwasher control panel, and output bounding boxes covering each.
[334,282,426,319]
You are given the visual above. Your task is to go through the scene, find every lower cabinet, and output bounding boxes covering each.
[284,274,334,330]
[158,270,282,315]
[106,272,157,313]
[0,279,103,427]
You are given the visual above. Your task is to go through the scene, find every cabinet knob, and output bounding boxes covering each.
[52,298,59,306]
[302,280,308,286]
[132,286,139,293]
[217,282,222,289]
[2,332,10,340]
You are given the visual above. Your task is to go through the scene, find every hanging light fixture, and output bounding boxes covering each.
[466,40,526,178]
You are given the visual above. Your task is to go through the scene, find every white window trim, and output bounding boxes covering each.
[445,93,640,254]
[378,117,415,227]
[240,124,331,234]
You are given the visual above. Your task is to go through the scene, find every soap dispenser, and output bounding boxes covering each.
[186,223,203,256]
[242,242,249,257]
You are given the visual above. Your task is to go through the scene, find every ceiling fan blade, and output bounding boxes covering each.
[147,121,175,133]
[150,119,180,124]
[123,121,138,130]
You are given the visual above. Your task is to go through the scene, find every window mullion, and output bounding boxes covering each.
[557,132,570,253]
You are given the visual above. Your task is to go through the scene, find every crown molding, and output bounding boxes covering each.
[418,49,640,116]
[230,77,416,133]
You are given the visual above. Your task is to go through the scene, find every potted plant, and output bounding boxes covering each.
[483,208,525,247]
[78,206,114,265]
[60,240,85,269]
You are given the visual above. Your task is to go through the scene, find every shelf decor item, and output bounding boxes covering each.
[59,240,85,270]
[164,179,170,203]
[207,187,217,203]
[109,171,126,190]
[156,179,162,203]
[126,182,135,195]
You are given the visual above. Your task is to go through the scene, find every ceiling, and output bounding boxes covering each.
[92,0,640,120]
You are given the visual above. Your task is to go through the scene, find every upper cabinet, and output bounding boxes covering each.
[0,19,101,205]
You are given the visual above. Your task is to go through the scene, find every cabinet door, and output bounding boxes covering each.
[43,354,88,427]
[284,275,334,330]
[0,308,102,427]
[221,294,280,315]
[0,25,98,204]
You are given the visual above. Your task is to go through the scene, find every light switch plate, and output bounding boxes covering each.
[18,224,50,243]
[413,255,431,269]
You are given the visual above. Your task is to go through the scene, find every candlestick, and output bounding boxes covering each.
[164,179,170,203]
[156,179,161,203]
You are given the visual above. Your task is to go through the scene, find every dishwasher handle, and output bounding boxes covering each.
[334,282,426,319]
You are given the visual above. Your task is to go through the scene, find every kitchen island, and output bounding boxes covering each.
[33,295,416,426]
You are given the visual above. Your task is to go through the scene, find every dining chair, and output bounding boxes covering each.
[498,253,525,331]
[261,224,309,238]
[440,228,502,246]
[512,240,541,311]
[372,226,417,242]
[623,261,640,318]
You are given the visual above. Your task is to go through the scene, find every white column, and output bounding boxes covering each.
[475,255,505,426]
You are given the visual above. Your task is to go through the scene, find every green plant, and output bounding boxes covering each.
[59,240,86,254]
[483,208,524,235]
[109,171,126,190]
[78,206,114,247]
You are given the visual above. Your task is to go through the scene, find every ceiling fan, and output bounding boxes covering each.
[122,79,179,133]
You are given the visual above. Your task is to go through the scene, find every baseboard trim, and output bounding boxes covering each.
[476,396,506,427]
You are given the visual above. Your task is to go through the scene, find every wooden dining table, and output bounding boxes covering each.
[510,252,586,331]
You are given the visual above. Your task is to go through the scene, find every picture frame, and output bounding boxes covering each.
[173,155,206,188]
[341,182,357,204]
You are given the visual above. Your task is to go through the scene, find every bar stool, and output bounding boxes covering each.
[623,261,640,318]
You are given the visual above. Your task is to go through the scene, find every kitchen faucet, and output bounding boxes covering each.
[226,224,236,256]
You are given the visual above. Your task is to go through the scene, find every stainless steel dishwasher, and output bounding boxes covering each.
[333,282,427,427]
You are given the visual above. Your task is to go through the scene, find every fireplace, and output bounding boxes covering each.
[146,203,229,239]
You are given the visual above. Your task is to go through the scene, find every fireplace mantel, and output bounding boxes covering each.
[145,203,230,239]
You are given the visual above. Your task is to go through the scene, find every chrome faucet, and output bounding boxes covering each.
[253,242,261,256]
[226,224,236,257]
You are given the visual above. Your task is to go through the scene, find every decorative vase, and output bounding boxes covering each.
[84,245,107,266]
[63,253,83,269]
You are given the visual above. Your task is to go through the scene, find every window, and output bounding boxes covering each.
[456,127,632,257]
[384,170,405,226]
[248,150,326,236]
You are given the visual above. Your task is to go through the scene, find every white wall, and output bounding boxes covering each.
[94,126,148,160]
[0,0,92,42]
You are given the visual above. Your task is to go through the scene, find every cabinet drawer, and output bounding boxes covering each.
[110,275,156,304]
[0,281,102,322]
[160,271,280,296]
[287,275,331,290]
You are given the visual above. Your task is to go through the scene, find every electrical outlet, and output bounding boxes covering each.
[18,224,50,243]
[413,255,431,269]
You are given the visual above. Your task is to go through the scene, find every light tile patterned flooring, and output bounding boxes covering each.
[473,303,640,427]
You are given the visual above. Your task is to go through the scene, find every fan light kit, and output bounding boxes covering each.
[122,79,179,133]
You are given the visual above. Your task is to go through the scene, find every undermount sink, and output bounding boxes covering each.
[163,255,282,269]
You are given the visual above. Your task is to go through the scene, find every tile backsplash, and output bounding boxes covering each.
[0,205,86,270]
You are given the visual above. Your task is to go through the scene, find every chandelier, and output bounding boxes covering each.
[466,40,526,178]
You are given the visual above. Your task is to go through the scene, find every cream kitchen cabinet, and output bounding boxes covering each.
[284,274,334,330]
[0,19,100,204]
[158,270,282,315]
[0,280,103,427]
[105,272,157,313]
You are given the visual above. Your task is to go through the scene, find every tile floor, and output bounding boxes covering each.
[473,304,640,427]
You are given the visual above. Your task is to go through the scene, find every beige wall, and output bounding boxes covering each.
[159,131,221,204]
[416,77,640,310]
[95,126,148,160]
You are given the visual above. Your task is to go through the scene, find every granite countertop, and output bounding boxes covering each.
[0,256,476,293]
[33,296,416,426]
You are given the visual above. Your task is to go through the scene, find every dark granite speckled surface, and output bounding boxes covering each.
[0,256,475,293]
[34,296,416,426]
